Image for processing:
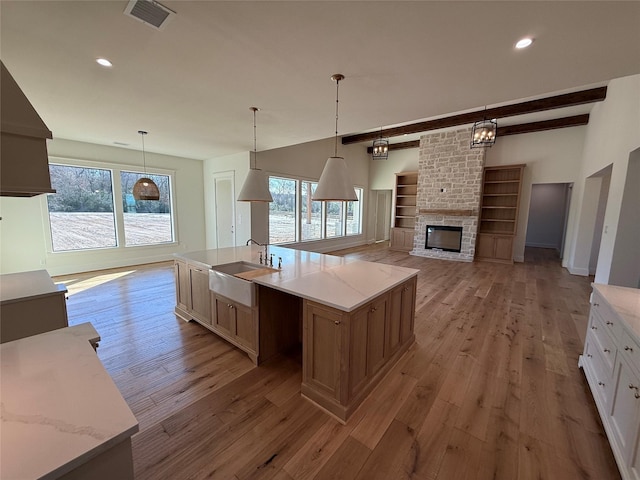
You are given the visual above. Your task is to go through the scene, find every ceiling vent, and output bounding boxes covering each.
[124,0,175,30]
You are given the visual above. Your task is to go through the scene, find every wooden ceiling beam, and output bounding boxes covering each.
[366,114,590,153]
[346,86,606,145]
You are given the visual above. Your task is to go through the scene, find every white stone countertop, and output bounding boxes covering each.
[176,245,419,312]
[593,283,640,337]
[0,323,138,480]
[0,270,66,304]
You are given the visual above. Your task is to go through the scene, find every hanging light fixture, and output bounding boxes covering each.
[237,107,273,202]
[312,74,357,202]
[133,130,160,201]
[470,108,497,148]
[372,128,389,160]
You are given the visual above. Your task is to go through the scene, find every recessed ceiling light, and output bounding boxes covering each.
[96,58,113,67]
[515,38,534,49]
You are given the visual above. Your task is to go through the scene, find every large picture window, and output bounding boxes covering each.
[269,177,297,244]
[120,172,174,246]
[47,165,117,251]
[46,163,175,252]
[268,175,363,245]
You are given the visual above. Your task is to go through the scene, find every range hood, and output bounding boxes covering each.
[1,61,55,197]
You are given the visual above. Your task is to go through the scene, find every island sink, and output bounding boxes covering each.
[209,261,276,307]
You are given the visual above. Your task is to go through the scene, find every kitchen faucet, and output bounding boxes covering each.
[246,238,268,264]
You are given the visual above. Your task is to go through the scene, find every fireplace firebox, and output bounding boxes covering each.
[425,225,463,253]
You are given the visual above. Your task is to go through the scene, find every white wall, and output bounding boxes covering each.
[203,151,251,248]
[0,138,206,275]
[609,148,640,288]
[526,183,569,251]
[482,126,587,262]
[565,74,640,284]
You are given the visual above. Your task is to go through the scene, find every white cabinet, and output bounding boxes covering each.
[580,284,640,480]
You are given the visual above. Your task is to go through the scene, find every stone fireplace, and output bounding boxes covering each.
[411,127,485,262]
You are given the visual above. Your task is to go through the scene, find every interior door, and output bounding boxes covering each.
[375,190,391,242]
[213,172,236,247]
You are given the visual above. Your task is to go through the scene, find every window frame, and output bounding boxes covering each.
[268,174,364,245]
[42,157,178,254]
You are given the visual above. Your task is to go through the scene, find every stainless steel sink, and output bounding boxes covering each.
[208,261,275,307]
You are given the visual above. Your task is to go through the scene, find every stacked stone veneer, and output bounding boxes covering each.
[411,127,485,262]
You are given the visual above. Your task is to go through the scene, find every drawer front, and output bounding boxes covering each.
[621,328,640,375]
[584,334,614,409]
[591,290,622,341]
[588,311,617,375]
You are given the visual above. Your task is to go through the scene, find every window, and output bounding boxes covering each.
[47,165,117,251]
[46,162,175,252]
[120,172,174,246]
[325,201,344,238]
[269,177,297,244]
[346,188,362,235]
[268,175,363,245]
[301,181,321,241]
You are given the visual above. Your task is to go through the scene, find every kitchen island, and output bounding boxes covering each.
[0,323,138,480]
[174,245,419,422]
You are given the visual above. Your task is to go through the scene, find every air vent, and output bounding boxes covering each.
[124,0,175,30]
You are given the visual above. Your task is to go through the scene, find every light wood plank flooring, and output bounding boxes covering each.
[56,246,620,479]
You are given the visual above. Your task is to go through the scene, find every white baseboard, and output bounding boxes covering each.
[567,265,590,276]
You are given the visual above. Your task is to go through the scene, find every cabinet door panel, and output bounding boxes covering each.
[349,307,369,398]
[400,279,416,344]
[304,303,342,400]
[189,266,211,324]
[610,358,640,458]
[234,304,256,352]
[367,296,388,376]
[388,286,403,355]
[476,234,495,258]
[175,261,190,311]
[213,296,233,336]
[494,236,513,261]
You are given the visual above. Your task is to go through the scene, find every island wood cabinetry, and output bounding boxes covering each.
[390,171,417,252]
[476,164,524,263]
[174,259,259,363]
[580,284,640,480]
[302,276,417,422]
[0,270,68,344]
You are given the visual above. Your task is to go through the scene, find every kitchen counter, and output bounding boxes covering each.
[1,270,69,344]
[593,283,640,337]
[177,245,418,312]
[0,323,138,480]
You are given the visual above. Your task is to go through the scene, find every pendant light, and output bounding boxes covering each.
[312,74,357,202]
[133,130,160,201]
[237,107,273,202]
[470,107,497,148]
[372,128,389,160]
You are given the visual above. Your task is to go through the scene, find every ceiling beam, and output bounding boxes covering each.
[365,114,590,154]
[345,86,606,145]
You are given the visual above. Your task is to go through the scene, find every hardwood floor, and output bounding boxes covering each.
[55,246,620,479]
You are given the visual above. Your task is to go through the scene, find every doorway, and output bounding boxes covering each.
[213,171,236,248]
[525,183,572,258]
[373,190,392,243]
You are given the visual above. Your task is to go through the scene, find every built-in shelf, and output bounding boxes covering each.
[476,164,525,263]
[390,171,418,252]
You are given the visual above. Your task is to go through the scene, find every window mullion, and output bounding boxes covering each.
[111,168,126,248]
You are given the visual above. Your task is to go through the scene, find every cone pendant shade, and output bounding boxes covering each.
[312,156,357,201]
[237,168,272,202]
[237,107,273,202]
